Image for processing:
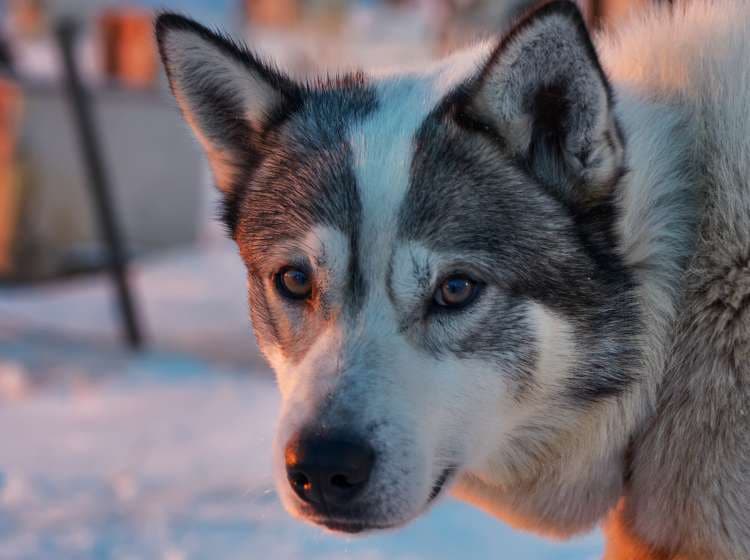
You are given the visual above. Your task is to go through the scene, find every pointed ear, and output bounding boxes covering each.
[467,1,624,202]
[155,13,300,193]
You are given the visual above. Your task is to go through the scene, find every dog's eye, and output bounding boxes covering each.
[275,267,312,300]
[434,275,480,309]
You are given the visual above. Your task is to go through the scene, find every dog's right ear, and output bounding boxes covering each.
[155,13,300,194]
[464,1,624,205]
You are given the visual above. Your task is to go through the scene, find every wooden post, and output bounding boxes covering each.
[0,79,22,276]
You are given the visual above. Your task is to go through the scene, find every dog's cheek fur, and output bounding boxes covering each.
[387,241,626,534]
[443,301,625,537]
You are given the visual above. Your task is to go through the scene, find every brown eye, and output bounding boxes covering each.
[434,275,480,309]
[276,267,312,300]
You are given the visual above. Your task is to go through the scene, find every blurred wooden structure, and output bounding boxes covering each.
[8,0,47,37]
[0,80,23,276]
[244,0,302,27]
[99,8,157,89]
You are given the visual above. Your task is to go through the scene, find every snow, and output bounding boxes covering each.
[0,243,603,559]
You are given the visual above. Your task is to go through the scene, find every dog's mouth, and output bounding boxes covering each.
[428,466,457,503]
[315,518,397,534]
[306,466,458,534]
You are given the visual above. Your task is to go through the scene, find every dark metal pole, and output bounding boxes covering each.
[55,19,144,350]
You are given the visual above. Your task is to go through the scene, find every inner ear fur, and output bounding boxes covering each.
[155,12,302,194]
[465,0,625,205]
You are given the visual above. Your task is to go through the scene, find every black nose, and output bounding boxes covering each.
[285,434,375,507]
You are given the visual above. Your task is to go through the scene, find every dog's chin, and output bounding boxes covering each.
[294,506,415,536]
[313,518,401,534]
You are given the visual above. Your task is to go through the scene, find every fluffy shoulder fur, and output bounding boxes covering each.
[598,2,750,558]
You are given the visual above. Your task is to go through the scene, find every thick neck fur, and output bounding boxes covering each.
[614,88,701,421]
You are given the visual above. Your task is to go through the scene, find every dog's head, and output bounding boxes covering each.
[157,1,640,536]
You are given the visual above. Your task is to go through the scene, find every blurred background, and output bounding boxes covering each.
[0,1,656,558]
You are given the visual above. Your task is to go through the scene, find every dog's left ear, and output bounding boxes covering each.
[467,1,624,201]
[155,13,301,195]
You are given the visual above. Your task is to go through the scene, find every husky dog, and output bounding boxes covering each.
[156,1,750,558]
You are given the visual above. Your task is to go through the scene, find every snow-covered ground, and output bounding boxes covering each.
[0,243,603,559]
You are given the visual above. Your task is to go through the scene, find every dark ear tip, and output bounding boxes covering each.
[153,9,299,106]
[154,12,206,43]
[154,12,220,68]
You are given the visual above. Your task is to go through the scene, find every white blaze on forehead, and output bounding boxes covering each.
[348,45,492,280]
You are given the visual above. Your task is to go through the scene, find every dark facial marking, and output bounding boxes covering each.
[393,0,640,402]
[397,89,640,403]
[235,77,377,358]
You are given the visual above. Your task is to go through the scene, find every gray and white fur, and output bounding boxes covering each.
[156,2,750,558]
